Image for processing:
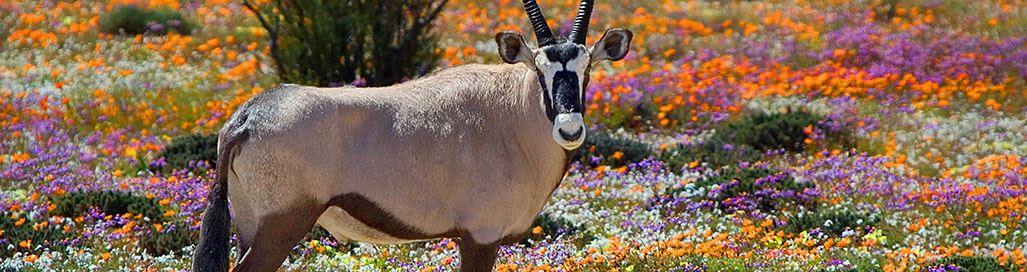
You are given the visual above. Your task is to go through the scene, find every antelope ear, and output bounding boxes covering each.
[495,32,533,64]
[590,29,633,62]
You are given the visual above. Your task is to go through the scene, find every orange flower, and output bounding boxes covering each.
[171,55,187,66]
[611,151,624,160]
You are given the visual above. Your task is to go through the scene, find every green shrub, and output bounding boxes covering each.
[307,226,334,243]
[0,211,72,258]
[244,0,446,87]
[660,136,762,172]
[100,5,195,36]
[520,212,582,245]
[139,222,197,256]
[658,109,817,172]
[50,190,166,222]
[570,131,654,168]
[717,108,822,152]
[786,209,879,237]
[289,226,358,259]
[157,133,218,171]
[693,166,815,214]
[593,103,661,132]
[872,0,899,22]
[925,256,1021,272]
[659,108,843,172]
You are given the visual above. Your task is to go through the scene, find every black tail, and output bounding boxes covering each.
[191,128,248,272]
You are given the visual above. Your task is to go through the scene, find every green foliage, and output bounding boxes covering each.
[786,209,879,237]
[660,108,848,172]
[99,5,195,36]
[49,191,193,256]
[661,136,762,172]
[925,256,1021,272]
[815,250,886,272]
[139,222,197,256]
[593,103,660,132]
[50,190,166,222]
[306,226,334,243]
[718,108,822,152]
[157,133,218,171]
[871,0,900,22]
[244,0,447,87]
[521,212,583,245]
[0,211,72,258]
[570,131,655,168]
[694,166,815,214]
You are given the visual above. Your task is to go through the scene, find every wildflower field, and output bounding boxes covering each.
[2,0,1026,271]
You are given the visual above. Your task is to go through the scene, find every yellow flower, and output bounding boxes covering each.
[124,146,138,158]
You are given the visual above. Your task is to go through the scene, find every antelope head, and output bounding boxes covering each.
[496,0,633,150]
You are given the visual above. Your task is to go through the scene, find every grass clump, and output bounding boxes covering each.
[0,211,72,258]
[718,108,823,152]
[49,190,194,256]
[100,5,195,36]
[786,209,880,237]
[156,133,218,171]
[50,190,166,222]
[661,136,762,172]
[694,166,816,214]
[521,212,584,246]
[925,256,1021,272]
[570,131,655,168]
[661,108,853,172]
[139,222,197,256]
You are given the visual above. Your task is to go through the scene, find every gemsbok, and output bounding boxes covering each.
[191,0,632,271]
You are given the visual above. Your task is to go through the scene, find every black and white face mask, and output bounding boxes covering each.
[495,0,634,150]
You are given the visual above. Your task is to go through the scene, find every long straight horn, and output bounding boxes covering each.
[568,0,595,44]
[522,0,556,46]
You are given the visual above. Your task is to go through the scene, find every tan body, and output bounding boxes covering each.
[222,64,567,271]
[190,2,632,269]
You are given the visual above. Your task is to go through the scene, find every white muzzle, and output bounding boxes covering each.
[552,113,586,150]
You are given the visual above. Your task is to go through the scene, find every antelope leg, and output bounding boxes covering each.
[457,237,500,272]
